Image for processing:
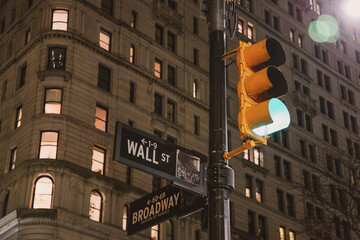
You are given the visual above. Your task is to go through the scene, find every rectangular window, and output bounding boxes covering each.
[305,114,312,132]
[15,106,23,129]
[292,54,299,69]
[130,45,135,64]
[245,175,252,198]
[168,0,177,10]
[167,65,176,86]
[9,147,17,171]
[131,11,137,29]
[25,29,31,44]
[95,105,108,132]
[154,59,162,78]
[344,65,351,79]
[245,0,252,11]
[340,85,347,100]
[306,202,314,218]
[258,215,267,239]
[273,16,279,30]
[1,80,7,102]
[299,139,306,158]
[253,147,263,166]
[247,23,254,39]
[326,101,334,119]
[330,129,338,147]
[18,64,27,89]
[248,211,255,235]
[167,31,176,52]
[129,82,135,103]
[99,29,111,51]
[348,90,355,105]
[39,131,58,159]
[314,45,320,58]
[264,10,270,25]
[48,47,66,70]
[303,170,310,190]
[281,130,289,148]
[295,7,302,22]
[312,174,320,193]
[316,70,323,86]
[279,226,286,240]
[155,24,163,45]
[350,115,358,133]
[277,189,284,212]
[322,50,328,64]
[326,154,333,172]
[298,34,303,48]
[288,2,293,16]
[154,94,163,115]
[308,144,316,162]
[334,216,341,237]
[194,115,200,136]
[322,124,329,142]
[324,75,331,92]
[44,89,62,114]
[319,96,326,114]
[167,100,175,122]
[98,65,111,91]
[300,59,307,74]
[255,179,263,202]
[337,60,343,74]
[274,155,282,177]
[290,29,294,42]
[356,50,360,64]
[101,0,113,15]
[52,9,68,31]
[92,146,105,174]
[283,160,291,181]
[0,19,5,34]
[193,48,199,66]
[238,18,244,33]
[286,193,295,216]
[193,16,199,34]
[335,159,342,176]
[343,111,349,129]
[296,109,303,127]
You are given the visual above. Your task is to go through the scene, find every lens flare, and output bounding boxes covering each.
[308,15,339,43]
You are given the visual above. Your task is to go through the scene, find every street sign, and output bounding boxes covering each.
[127,185,207,235]
[114,122,207,195]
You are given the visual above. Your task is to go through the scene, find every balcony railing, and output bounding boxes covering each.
[152,0,183,33]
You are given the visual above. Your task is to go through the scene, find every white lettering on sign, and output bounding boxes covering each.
[161,153,170,163]
[127,139,158,164]
[132,192,180,225]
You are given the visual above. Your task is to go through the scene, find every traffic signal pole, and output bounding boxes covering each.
[208,0,235,239]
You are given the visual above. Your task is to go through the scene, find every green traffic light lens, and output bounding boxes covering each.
[252,98,290,136]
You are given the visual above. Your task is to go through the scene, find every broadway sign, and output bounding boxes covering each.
[114,122,207,195]
[127,185,207,235]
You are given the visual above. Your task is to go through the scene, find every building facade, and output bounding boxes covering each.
[0,0,359,240]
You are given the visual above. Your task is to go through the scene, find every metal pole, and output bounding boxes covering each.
[208,0,235,240]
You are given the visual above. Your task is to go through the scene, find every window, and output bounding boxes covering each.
[154,94,163,115]
[44,89,62,114]
[322,124,329,142]
[288,2,293,16]
[300,59,307,74]
[99,29,111,51]
[131,11,137,29]
[314,45,320,58]
[292,54,299,69]
[245,0,252,12]
[295,7,302,22]
[273,16,279,31]
[194,48,199,66]
[194,115,200,136]
[195,230,201,240]
[286,194,295,216]
[18,64,27,89]
[1,80,7,102]
[95,105,108,132]
[303,170,310,190]
[258,215,266,239]
[255,179,263,202]
[52,10,68,31]
[32,176,54,209]
[289,230,296,240]
[330,129,338,147]
[154,59,162,78]
[319,96,326,114]
[248,211,255,235]
[247,23,254,40]
[9,147,17,171]
[130,44,135,64]
[168,0,177,10]
[322,50,328,64]
[25,29,31,44]
[264,10,270,24]
[98,64,111,91]
[48,47,66,70]
[0,19,5,34]
[10,8,16,23]
[122,206,128,231]
[167,100,175,122]
[193,80,198,98]
[306,202,314,218]
[334,159,342,176]
[305,114,312,132]
[279,226,286,240]
[350,115,358,133]
[168,65,175,86]
[238,18,244,33]
[283,160,291,181]
[348,89,355,105]
[151,225,160,240]
[344,65,351,79]
[356,50,360,64]
[39,131,58,159]
[290,29,294,42]
[334,216,341,237]
[277,189,284,212]
[166,220,174,240]
[298,34,303,48]
[129,82,135,103]
[155,24,163,45]
[92,146,105,174]
[245,175,252,198]
[193,16,199,34]
[308,144,316,162]
[340,41,347,54]
[299,139,306,158]
[324,75,331,92]
[337,60,343,74]
[296,109,303,127]
[101,0,113,15]
[1,192,9,217]
[15,106,22,129]
[312,174,320,193]
[89,191,103,222]
[167,31,176,52]
[274,155,282,177]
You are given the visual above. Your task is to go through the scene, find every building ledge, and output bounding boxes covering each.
[37,69,72,82]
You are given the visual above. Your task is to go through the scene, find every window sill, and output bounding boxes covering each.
[38,69,72,82]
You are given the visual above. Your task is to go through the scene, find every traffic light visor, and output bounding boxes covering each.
[251,98,290,136]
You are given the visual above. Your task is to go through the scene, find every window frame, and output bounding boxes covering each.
[38,131,59,159]
[9,147,17,172]
[92,145,106,175]
[95,104,108,132]
[89,190,103,222]
[99,28,111,51]
[47,47,66,70]
[32,176,54,209]
[15,105,22,129]
[97,64,111,92]
[51,9,69,31]
[44,88,62,114]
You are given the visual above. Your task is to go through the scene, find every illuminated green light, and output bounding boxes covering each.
[252,98,290,136]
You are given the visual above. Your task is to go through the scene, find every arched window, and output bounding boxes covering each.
[151,224,160,240]
[89,190,103,222]
[192,80,198,99]
[130,44,135,64]
[32,176,54,209]
[2,191,10,217]
[122,205,128,231]
[195,229,201,240]
[166,220,174,240]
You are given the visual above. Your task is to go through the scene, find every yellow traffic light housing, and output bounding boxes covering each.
[223,38,290,160]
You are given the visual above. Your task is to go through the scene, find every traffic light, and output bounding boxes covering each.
[237,38,290,145]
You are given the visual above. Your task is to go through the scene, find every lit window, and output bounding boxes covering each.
[289,230,296,240]
[298,34,303,48]
[9,147,17,171]
[51,10,68,31]
[167,100,175,122]
[130,45,135,64]
[290,29,294,42]
[238,18,244,33]
[99,29,111,51]
[151,225,160,240]
[154,59,162,78]
[255,179,263,202]
[122,205,128,230]
[47,47,66,70]
[131,11,137,28]
[279,227,286,240]
[166,220,174,240]
[98,65,111,92]
[39,131,58,159]
[193,80,198,98]
[244,149,249,160]
[247,23,254,40]
[92,146,105,174]
[32,176,54,209]
[95,105,108,132]
[245,175,252,198]
[89,191,103,222]
[25,29,31,44]
[44,89,62,114]
[15,106,22,129]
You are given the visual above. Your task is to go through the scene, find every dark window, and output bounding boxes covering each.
[316,207,323,220]
[166,220,174,240]
[308,144,316,162]
[194,48,199,66]
[306,202,314,218]
[305,114,312,132]
[286,194,295,216]
[303,170,310,190]
[155,24,163,45]
[168,65,175,86]
[9,147,17,171]
[193,16,199,34]
[47,47,66,70]
[248,211,255,235]
[322,124,329,142]
[322,50,328,64]
[131,11,137,29]
[299,139,306,158]
[129,82,135,103]
[168,0,177,10]
[340,85,347,100]
[281,130,289,148]
[292,54,299,69]
[11,8,16,23]
[344,65,351,79]
[348,90,355,105]
[277,189,284,212]
[154,129,162,139]
[154,94,163,115]
[258,215,267,239]
[97,65,111,91]
[273,16,279,30]
[335,160,342,176]
[2,192,9,217]
[167,31,176,52]
[334,216,341,237]
[295,7,302,22]
[347,138,353,156]
[18,64,27,89]
[167,136,177,144]
[327,101,334,119]
[312,174,320,193]
[300,59,307,74]
[326,154,333,172]
[167,100,175,122]
[0,19,5,34]
[101,0,113,15]
[343,111,349,129]
[288,2,293,16]
[330,129,337,147]
[324,75,331,92]
[194,115,200,136]
[264,10,270,24]
[25,29,31,44]
[319,96,326,114]
[302,85,310,96]
[314,45,320,58]
[350,115,358,133]
[274,155,282,177]
[337,60,343,74]
[296,109,303,127]
[283,160,291,181]
[356,50,360,64]
[1,80,7,102]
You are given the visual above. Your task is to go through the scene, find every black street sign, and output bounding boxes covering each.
[114,122,207,195]
[127,185,207,235]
